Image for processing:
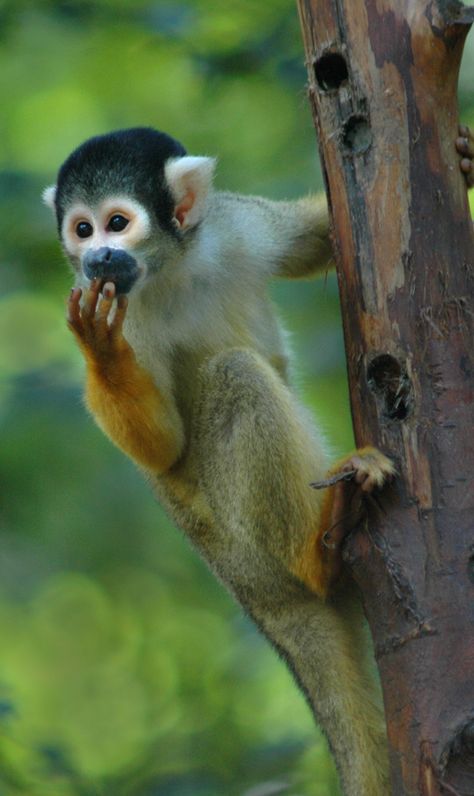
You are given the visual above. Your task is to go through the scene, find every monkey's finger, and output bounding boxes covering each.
[360,472,380,493]
[67,287,84,333]
[456,128,474,188]
[457,130,474,159]
[96,282,116,325]
[110,294,129,338]
[82,278,102,320]
[460,158,474,188]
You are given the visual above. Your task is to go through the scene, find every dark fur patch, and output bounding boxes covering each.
[55,127,187,237]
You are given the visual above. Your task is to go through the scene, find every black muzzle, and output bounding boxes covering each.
[83,247,140,294]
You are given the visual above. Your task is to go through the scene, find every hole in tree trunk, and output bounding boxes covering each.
[468,554,474,584]
[343,115,372,154]
[443,721,474,794]
[367,354,412,421]
[314,53,348,90]
[461,723,474,751]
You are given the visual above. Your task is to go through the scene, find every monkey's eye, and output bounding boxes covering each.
[76,221,93,239]
[108,214,129,232]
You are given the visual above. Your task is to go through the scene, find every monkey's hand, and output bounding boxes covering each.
[294,448,395,597]
[456,124,474,189]
[68,278,131,370]
[67,280,184,473]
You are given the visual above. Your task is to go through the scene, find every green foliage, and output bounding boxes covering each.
[0,1,473,794]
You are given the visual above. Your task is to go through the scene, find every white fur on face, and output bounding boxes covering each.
[61,196,152,259]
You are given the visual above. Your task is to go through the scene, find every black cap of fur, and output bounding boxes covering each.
[55,127,187,236]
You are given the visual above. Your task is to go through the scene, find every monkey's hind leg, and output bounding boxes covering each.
[194,349,390,796]
[194,348,329,576]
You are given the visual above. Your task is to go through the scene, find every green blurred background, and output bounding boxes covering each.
[0,3,472,795]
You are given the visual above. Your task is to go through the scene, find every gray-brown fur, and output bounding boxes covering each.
[150,348,390,796]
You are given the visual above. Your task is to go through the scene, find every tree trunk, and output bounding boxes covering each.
[297,1,474,794]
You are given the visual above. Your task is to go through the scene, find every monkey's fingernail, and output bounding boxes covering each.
[103,281,115,298]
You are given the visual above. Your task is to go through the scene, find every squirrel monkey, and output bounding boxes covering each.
[43,126,397,796]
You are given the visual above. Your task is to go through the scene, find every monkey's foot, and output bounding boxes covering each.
[456,124,474,189]
[67,278,132,370]
[292,448,395,597]
[320,447,395,552]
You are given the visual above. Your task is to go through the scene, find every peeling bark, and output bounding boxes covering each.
[297,1,474,794]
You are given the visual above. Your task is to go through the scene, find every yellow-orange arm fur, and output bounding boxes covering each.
[68,280,184,474]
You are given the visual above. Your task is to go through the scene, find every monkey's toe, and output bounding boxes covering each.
[343,448,395,494]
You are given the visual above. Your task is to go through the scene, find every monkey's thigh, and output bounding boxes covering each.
[194,349,325,555]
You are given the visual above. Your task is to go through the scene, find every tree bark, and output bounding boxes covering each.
[297,2,474,794]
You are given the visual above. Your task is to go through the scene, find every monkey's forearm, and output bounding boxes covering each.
[85,353,184,473]
[68,281,184,474]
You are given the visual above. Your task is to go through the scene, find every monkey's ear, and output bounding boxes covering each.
[164,156,216,231]
[42,185,57,211]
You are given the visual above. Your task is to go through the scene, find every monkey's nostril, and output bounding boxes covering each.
[104,248,113,263]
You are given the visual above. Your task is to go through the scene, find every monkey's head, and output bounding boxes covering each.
[43,127,216,294]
